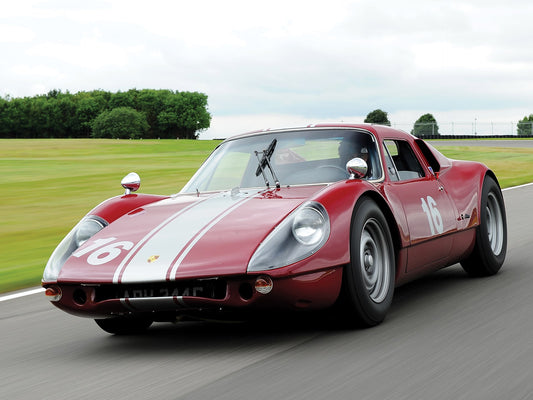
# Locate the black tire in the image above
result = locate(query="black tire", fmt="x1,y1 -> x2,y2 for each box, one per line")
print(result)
341,197 -> 395,327
95,317 -> 153,335
461,175 -> 507,277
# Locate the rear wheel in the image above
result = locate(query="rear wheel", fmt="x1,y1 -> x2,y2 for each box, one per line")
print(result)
461,175 -> 507,276
341,198 -> 395,327
95,317 -> 153,335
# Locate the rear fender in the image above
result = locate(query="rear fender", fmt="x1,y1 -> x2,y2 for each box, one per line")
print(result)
439,160 -> 491,229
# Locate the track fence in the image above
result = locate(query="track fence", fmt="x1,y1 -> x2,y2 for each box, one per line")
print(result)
391,121 -> 533,137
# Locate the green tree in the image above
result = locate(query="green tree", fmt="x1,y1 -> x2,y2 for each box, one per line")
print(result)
364,109 -> 391,126
0,89 -> 210,139
28,96 -> 51,138
74,93 -> 109,138
157,92 -> 211,139
109,90 -> 135,109
47,95 -> 78,138
412,113 -> 440,137
91,107 -> 149,139
517,115 -> 533,136
46,89 -> 61,99
135,89 -> 169,138
7,98 -> 33,138
0,97 -> 9,138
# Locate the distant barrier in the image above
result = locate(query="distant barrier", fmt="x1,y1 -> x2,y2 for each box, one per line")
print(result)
392,121 -> 533,137
415,134 -> 532,140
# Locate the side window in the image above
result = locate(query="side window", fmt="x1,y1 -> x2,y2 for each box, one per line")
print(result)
383,141 -> 399,181
383,140 -> 425,181
415,139 -> 440,174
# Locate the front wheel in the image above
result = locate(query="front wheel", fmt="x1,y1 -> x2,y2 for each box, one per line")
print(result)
95,317 -> 153,335
461,175 -> 507,277
341,198 -> 395,327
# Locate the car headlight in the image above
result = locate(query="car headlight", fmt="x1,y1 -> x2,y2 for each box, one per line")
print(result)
75,217 -> 106,247
248,202 -> 330,272
292,206 -> 328,245
42,216 -> 107,282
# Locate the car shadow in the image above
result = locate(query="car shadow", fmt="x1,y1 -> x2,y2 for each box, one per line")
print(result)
84,264 -> 506,355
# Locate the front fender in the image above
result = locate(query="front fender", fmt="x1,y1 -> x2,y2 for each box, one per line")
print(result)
88,193 -> 169,224
307,180 -> 384,269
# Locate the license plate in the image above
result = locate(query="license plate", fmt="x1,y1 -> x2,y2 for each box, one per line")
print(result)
122,285 -> 212,298
94,279 -> 226,302
116,279 -> 226,300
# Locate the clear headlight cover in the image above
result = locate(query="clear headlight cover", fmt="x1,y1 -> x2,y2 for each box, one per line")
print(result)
248,202 -> 330,272
292,206 -> 328,245
75,218 -> 106,247
42,216 -> 107,282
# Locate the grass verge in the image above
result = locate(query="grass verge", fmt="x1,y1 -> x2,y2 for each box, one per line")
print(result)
1,139 -> 219,293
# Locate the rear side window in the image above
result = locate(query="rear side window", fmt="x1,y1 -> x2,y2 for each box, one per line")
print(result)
415,139 -> 441,174
383,140 -> 425,181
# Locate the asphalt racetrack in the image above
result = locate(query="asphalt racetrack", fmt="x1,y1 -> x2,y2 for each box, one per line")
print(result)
1,184 -> 532,400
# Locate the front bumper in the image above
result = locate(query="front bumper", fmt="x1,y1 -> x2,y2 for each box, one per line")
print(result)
43,267 -> 343,320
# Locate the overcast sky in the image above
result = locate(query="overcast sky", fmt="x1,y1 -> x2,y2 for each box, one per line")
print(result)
2,0 -> 533,138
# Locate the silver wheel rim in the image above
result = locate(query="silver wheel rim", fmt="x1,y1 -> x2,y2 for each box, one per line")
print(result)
486,192 -> 504,255
359,218 -> 391,303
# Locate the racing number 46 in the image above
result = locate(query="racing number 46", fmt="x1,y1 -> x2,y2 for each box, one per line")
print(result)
421,196 -> 444,235
73,237 -> 134,265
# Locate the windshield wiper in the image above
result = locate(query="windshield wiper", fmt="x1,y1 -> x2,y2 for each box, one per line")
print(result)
254,139 -> 280,189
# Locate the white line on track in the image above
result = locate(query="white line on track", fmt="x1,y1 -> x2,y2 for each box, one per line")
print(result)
502,182 -> 533,191
0,287 -> 44,302
1,182 -> 531,303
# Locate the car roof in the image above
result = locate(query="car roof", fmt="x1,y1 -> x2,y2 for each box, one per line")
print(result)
223,123 -> 413,143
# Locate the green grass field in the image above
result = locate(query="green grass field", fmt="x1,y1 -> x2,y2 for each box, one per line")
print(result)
1,139 -> 532,293
0,139 -> 220,293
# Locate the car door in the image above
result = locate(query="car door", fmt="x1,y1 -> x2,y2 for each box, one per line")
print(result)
381,139 -> 458,273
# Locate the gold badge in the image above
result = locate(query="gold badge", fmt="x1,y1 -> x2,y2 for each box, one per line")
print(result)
147,255 -> 159,263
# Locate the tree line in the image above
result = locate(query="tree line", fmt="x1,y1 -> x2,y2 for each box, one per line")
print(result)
0,89 -> 211,139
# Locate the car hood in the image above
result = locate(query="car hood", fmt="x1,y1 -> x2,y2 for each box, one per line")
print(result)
58,185 -> 326,284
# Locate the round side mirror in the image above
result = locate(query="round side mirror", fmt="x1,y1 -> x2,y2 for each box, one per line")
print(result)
346,158 -> 368,179
121,172 -> 141,195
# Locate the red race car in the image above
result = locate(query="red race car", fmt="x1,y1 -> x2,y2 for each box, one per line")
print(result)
42,124 -> 507,334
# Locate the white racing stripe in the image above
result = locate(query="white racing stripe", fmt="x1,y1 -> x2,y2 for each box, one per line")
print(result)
167,190 -> 261,280
118,189 -> 261,284
112,198 -> 208,283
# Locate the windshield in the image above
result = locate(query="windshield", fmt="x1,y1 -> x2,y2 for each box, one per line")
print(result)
181,129 -> 381,193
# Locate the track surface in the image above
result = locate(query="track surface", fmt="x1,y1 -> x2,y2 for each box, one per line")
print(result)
1,185 -> 532,400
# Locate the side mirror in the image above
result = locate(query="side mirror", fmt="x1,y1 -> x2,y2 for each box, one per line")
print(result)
346,158 -> 368,179
121,172 -> 140,195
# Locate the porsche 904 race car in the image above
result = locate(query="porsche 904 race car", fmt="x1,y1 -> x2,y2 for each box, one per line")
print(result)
42,124 -> 507,334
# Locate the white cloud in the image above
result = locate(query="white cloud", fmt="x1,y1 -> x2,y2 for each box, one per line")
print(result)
27,33 -> 144,69
0,24 -> 35,43
2,0 -> 533,131
12,64 -> 61,78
